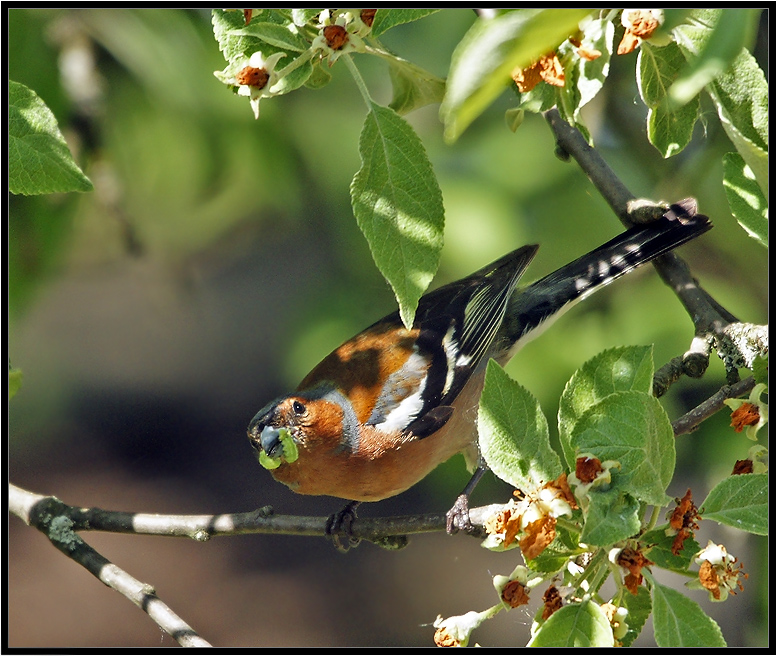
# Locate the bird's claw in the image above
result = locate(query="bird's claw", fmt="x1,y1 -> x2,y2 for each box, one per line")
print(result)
445,494 -> 474,535
326,501 -> 362,552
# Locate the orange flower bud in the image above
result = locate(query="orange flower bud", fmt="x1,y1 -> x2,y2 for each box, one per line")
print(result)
323,24 -> 349,50
730,402 -> 761,432
360,9 -> 377,27
501,579 -> 530,608
236,66 -> 270,89
541,585 -> 563,620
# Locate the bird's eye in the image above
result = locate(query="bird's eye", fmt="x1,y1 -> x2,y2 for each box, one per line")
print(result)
292,400 -> 306,415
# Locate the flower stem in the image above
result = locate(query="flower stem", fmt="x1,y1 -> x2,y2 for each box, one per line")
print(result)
342,53 -> 374,110
644,504 -> 662,531
555,516 -> 582,534
573,548 -> 608,596
275,48 -> 315,80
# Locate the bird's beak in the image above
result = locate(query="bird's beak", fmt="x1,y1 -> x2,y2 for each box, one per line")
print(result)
248,404 -> 299,469
258,425 -> 285,460
248,411 -> 270,451
248,405 -> 286,460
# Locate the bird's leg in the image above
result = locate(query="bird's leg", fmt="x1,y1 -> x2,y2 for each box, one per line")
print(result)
326,500 -> 362,552
446,464 -> 487,534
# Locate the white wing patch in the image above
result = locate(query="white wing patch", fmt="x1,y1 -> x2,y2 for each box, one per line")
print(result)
441,324 -> 458,397
368,348 -> 429,432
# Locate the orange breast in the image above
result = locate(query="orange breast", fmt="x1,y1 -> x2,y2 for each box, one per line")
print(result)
275,369 -> 487,501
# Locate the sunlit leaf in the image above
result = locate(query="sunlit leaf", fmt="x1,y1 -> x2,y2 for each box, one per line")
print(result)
371,8 -> 441,37
722,154 -> 768,248
291,8 -> 323,27
386,56 -> 446,115
642,526 -> 700,575
638,43 -> 700,158
649,576 -> 727,648
701,473 -> 768,535
229,22 -> 309,52
478,360 -> 562,491
529,600 -> 614,647
668,8 -> 761,109
9,80 -> 93,196
351,102 -> 444,328
554,16 -> 614,133
212,8 -> 264,64
558,346 -> 654,468
441,8 -> 594,141
673,8 -> 768,194
570,391 -> 674,506
580,485 -> 641,546
621,586 -> 652,647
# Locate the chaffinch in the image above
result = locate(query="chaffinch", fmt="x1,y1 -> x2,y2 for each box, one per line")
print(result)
248,200 -> 711,543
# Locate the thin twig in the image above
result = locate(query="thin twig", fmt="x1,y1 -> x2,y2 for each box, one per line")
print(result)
543,107 -> 642,227
672,376 -> 757,436
9,485 -> 212,648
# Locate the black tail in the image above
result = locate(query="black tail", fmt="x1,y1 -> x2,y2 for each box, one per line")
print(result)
504,199 -> 712,347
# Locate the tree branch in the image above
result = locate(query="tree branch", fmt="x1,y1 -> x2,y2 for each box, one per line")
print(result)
9,484 -> 212,648
543,107 -> 645,227
9,482 -> 503,547
671,376 -> 757,436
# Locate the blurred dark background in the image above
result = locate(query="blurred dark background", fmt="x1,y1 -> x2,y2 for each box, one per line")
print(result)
7,8 -> 768,648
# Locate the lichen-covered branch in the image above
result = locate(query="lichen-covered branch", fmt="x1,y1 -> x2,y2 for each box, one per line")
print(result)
9,482 -> 500,548
9,484 -> 212,648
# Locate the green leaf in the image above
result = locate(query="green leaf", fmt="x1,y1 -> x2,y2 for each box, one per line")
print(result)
558,346 -> 654,468
570,391 -> 675,506
386,57 -> 446,115
722,152 -> 768,247
660,8 -> 696,34
710,51 -> 770,196
621,585 -> 652,648
701,473 -> 768,535
528,600 -> 614,647
370,8 -> 441,37
751,354 -> 768,385
513,77 -> 558,114
572,17 -> 614,113
291,9 -> 323,27
270,56 -> 314,96
504,107 -> 525,132
8,80 -> 93,196
674,9 -> 769,195
441,8 -> 594,142
667,8 -> 761,109
478,360 -> 562,491
212,8 -> 263,64
350,102 -> 444,329
642,526 -> 700,574
649,577 -> 727,648
229,22 -> 309,52
304,61 -> 332,89
580,484 -> 641,546
637,43 -> 700,158
8,367 -> 23,400
553,16 -> 614,133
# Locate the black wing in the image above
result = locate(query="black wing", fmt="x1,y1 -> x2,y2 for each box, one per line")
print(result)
365,245 -> 539,439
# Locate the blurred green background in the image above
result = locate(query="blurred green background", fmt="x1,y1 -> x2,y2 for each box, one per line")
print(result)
8,8 -> 768,648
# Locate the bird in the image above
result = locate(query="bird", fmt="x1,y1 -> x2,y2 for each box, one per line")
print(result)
247,199 -> 711,547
